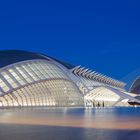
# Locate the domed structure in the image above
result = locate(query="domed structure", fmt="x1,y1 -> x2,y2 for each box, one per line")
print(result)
0,50 -> 139,108
130,77 -> 140,94
0,50 -> 83,107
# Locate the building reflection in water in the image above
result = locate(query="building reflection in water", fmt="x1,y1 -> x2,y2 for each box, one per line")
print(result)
0,108 -> 140,140
0,108 -> 140,130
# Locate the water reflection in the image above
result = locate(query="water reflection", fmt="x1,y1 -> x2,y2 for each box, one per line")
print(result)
0,107 -> 140,140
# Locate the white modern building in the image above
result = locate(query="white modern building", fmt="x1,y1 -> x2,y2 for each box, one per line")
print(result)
0,50 -> 139,108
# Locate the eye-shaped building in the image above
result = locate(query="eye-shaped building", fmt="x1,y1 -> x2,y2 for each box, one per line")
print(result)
0,50 -> 139,108
0,50 -> 84,107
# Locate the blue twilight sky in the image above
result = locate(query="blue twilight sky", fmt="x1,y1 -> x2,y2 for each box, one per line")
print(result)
0,0 -> 140,81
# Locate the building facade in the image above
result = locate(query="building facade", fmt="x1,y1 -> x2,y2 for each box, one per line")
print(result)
0,50 -> 139,108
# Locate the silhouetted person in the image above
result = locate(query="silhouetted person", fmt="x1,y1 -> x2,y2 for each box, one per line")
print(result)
97,102 -> 100,107
103,102 -> 104,107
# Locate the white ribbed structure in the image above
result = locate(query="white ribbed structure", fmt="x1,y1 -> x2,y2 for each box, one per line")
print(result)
70,66 -> 140,107
0,59 -> 83,107
71,66 -> 126,89
0,50 -> 139,108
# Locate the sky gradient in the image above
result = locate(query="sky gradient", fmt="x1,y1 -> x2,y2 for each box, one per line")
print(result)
0,0 -> 140,81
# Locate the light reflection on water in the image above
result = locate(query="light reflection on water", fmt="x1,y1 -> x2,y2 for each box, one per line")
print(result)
0,107 -> 140,140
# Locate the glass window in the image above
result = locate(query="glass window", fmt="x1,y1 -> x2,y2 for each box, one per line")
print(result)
0,78 -> 10,92
15,66 -> 32,83
22,64 -> 39,81
8,69 -> 26,86
1,71 -> 18,88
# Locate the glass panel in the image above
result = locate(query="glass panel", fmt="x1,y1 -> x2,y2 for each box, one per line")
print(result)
1,71 -> 18,88
8,69 -> 26,86
0,78 -> 10,92
15,66 -> 32,83
22,64 -> 39,81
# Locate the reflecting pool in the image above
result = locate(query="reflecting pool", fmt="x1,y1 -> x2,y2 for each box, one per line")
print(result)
0,107 -> 140,140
